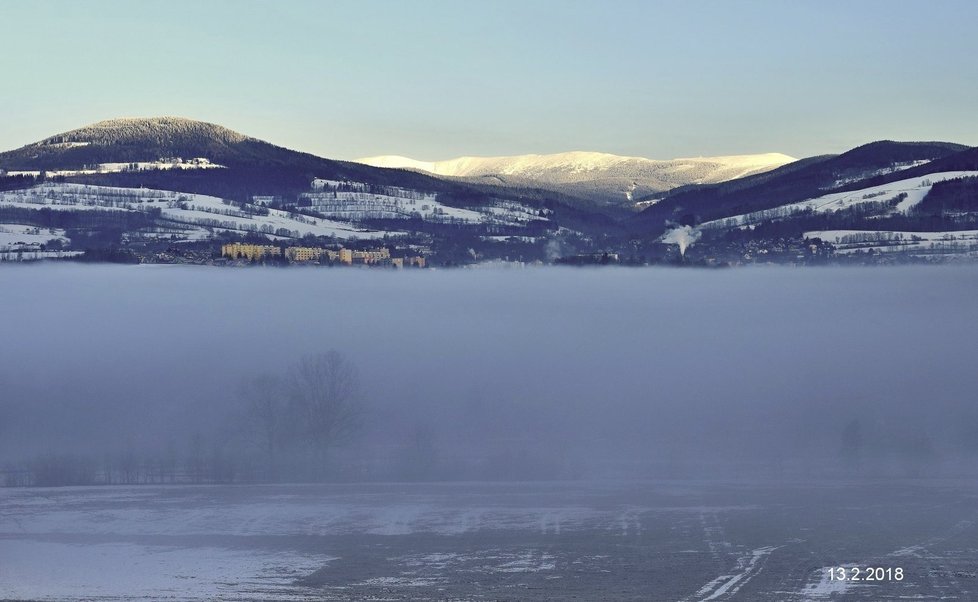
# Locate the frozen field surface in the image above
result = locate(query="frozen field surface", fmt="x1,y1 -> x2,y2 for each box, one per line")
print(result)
2,479 -> 977,601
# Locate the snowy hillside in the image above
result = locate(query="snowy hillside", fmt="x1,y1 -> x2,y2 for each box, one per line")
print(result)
356,151 -> 796,206
805,229 -> 978,257
0,117 -> 261,171
0,224 -> 78,260
0,223 -> 69,249
0,183 -> 392,241
701,171 -> 978,230
4,157 -> 224,179
0,181 -> 550,250
301,180 -> 547,226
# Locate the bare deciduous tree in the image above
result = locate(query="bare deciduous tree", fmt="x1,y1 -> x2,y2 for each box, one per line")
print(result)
289,351 -> 365,458
240,374 -> 286,469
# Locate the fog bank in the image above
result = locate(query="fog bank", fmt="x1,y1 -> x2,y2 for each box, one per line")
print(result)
1,264 -> 977,482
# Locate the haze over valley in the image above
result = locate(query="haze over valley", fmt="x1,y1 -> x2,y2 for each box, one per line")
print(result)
4,265 -> 978,600
4,2 -> 978,600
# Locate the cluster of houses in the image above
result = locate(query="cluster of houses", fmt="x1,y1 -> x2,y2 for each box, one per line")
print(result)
220,243 -> 426,268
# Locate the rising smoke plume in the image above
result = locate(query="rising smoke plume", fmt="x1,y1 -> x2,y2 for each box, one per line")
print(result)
661,225 -> 702,257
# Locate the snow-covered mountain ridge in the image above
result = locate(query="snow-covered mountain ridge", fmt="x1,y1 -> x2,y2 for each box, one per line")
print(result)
358,151 -> 793,180
356,151 -> 795,207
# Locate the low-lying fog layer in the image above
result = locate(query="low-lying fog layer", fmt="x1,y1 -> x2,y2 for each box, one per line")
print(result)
1,264 -> 977,482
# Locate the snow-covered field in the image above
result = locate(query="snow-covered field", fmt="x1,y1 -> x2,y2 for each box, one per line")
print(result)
0,224 -> 68,250
2,480 -> 976,601
806,229 -> 978,255
0,180 -> 545,243
300,183 -> 545,226
300,189 -> 486,223
5,157 -> 224,179
0,183 -> 394,240
0,224 -> 76,260
0,541 -> 331,602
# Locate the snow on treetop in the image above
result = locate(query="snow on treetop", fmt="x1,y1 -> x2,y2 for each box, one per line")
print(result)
36,117 -> 252,147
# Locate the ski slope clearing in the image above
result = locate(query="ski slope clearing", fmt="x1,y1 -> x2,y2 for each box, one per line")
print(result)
703,171 -> 978,230
0,183 -> 394,240
829,159 -> 932,188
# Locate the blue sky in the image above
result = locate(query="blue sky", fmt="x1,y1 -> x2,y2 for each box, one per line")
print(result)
2,0 -> 977,160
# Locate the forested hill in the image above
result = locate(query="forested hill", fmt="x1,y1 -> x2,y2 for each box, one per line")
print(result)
630,140 -> 970,235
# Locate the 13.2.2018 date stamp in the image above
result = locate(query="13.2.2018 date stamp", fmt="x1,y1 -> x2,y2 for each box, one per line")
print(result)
828,567 -> 904,581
